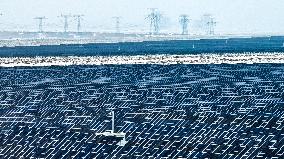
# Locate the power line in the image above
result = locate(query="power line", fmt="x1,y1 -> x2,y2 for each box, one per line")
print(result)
146,8 -> 162,35
34,17 -> 47,32
73,15 -> 84,33
179,14 -> 190,35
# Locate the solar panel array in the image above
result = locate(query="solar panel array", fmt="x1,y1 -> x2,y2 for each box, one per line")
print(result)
1,36 -> 284,57
0,64 -> 283,158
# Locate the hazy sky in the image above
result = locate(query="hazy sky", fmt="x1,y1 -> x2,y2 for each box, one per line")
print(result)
1,0 -> 284,34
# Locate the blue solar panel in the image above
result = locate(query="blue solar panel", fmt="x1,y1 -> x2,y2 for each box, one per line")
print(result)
0,64 -> 283,158
1,36 -> 284,57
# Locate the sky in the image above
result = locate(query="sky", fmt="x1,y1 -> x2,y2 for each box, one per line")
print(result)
0,0 -> 284,35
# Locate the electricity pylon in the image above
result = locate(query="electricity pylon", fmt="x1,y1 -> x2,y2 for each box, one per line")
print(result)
179,14 -> 190,35
203,14 -> 216,35
59,14 -> 72,32
0,13 -> 3,34
34,17 -> 47,33
112,16 -> 121,33
73,14 -> 84,33
207,17 -> 216,35
146,8 -> 162,35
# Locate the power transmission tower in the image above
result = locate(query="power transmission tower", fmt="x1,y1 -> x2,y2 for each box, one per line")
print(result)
0,13 -> 3,34
179,14 -> 190,35
146,8 -> 162,35
207,17 -> 216,35
59,14 -> 72,32
112,17 -> 121,33
73,14 -> 84,33
34,17 -> 47,32
203,14 -> 216,35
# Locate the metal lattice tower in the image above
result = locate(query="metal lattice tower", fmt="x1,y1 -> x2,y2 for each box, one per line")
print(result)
203,14 -> 216,35
0,13 -> 3,36
179,14 -> 190,35
59,14 -> 72,32
113,17 -> 121,33
146,8 -> 162,35
34,17 -> 47,33
73,15 -> 84,33
207,17 -> 216,35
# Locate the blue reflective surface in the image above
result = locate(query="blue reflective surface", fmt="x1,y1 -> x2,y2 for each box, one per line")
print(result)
0,64 -> 283,158
1,36 -> 284,57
